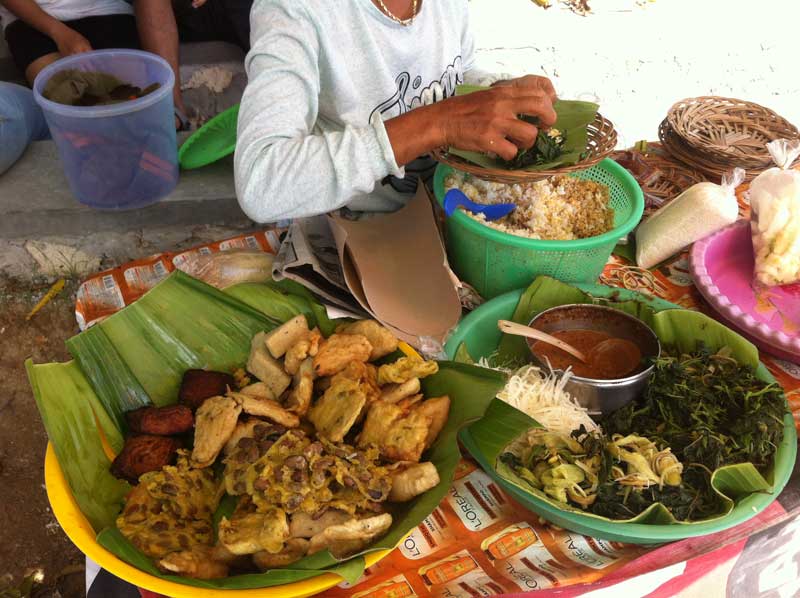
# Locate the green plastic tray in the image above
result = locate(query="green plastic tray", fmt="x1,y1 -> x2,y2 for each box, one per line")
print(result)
445,284 -> 797,544
178,103 -> 239,170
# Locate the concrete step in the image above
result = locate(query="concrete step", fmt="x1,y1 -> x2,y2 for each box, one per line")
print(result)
0,132 -> 251,239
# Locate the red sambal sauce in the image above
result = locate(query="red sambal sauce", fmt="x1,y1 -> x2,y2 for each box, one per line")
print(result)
531,329 -> 642,380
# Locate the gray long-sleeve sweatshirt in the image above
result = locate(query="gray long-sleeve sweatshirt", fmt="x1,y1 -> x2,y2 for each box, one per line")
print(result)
234,0 -> 495,223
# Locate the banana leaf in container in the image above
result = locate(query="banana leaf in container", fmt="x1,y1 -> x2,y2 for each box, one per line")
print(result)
27,270 -> 507,590
455,276 -> 797,542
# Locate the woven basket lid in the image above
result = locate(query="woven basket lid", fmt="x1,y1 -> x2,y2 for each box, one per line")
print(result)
666,96 -> 799,169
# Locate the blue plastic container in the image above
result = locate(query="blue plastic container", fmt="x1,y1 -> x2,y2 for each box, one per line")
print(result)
33,50 -> 178,210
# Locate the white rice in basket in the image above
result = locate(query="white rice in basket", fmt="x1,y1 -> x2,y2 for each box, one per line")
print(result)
444,171 -> 614,241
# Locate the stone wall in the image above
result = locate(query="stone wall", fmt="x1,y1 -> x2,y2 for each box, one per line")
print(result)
470,0 -> 800,151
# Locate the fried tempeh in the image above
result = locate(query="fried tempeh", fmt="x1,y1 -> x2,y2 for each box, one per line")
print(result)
111,435 -> 181,483
179,369 -> 236,411
229,392 -> 300,428
126,404 -> 194,436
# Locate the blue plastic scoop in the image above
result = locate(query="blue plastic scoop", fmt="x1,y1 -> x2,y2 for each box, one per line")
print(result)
443,188 -> 516,221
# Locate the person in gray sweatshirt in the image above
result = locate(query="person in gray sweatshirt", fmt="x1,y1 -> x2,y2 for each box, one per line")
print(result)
235,0 -> 557,223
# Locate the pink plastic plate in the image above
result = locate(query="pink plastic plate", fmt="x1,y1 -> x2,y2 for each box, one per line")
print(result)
690,220 -> 800,363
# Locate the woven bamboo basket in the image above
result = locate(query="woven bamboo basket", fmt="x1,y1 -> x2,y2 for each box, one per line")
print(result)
666,96 -> 799,168
659,119 -> 761,183
611,146 -> 707,216
432,112 -> 618,184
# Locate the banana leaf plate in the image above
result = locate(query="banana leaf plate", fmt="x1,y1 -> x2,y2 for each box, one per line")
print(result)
445,278 -> 797,544
29,271 -> 507,597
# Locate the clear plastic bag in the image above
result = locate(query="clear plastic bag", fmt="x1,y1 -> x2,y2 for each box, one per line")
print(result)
748,139 -> 800,287
175,250 -> 275,289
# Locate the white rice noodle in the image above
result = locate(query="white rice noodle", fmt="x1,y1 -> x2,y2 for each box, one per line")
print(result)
497,365 -> 600,435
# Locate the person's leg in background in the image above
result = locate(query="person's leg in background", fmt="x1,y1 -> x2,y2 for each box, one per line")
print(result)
133,0 -> 187,128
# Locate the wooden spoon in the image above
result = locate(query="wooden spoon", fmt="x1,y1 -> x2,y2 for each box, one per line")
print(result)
497,320 -> 588,363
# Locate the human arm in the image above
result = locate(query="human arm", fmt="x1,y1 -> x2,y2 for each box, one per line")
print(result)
1,0 -> 91,54
133,0 -> 185,116
235,3 -> 556,223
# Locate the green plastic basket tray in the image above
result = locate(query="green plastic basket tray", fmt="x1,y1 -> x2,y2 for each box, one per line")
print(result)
178,104 -> 239,170
444,285 -> 797,544
432,160 -> 644,299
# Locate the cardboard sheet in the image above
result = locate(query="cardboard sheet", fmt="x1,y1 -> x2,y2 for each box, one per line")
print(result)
328,183 -> 462,347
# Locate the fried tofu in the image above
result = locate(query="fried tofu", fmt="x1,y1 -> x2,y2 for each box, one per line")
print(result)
388,462 -> 440,502
286,358 -> 315,417
179,370 -> 236,411
357,401 -> 431,463
337,320 -> 399,361
377,357 -> 438,386
191,396 -> 242,468
307,514 -> 393,558
111,435 -> 181,483
263,315 -> 310,358
247,332 -> 292,396
126,404 -> 194,436
313,334 -> 373,377
229,392 -> 300,428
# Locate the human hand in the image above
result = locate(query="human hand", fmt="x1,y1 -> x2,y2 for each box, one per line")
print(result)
491,74 -> 557,103
437,82 -> 557,161
53,26 -> 92,56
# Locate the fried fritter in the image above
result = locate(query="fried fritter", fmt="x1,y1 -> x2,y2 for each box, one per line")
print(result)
229,392 -> 300,428
377,356 -> 438,386
218,499 -> 289,555
223,419 -> 262,457
191,396 -> 242,468
380,378 -> 421,403
179,370 -> 235,411
415,395 -> 450,449
286,358 -> 315,417
223,423 -> 288,496
357,401 -> 431,462
313,334 -> 373,377
126,405 -> 194,436
388,462 -> 440,502
116,484 -> 215,559
238,382 -> 275,401
253,538 -> 309,570
243,431 -> 391,516
111,435 -> 181,483
157,546 -> 230,579
289,509 -> 351,538
307,513 -> 393,558
337,320 -> 399,361
140,450 -> 223,521
307,376 -> 366,442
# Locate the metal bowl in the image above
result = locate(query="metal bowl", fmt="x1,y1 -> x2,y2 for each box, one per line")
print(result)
526,304 -> 661,415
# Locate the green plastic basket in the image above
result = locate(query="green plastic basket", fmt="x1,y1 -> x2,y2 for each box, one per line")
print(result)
432,159 -> 644,299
